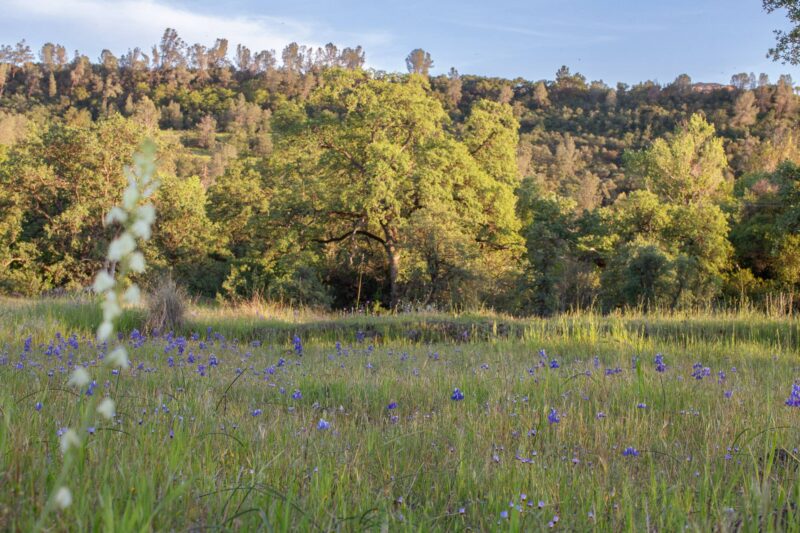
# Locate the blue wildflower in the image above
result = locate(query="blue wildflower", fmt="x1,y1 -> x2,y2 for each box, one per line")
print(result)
622,447 -> 640,457
547,408 -> 560,424
35,401 -> 42,411
785,384 -> 800,407
317,418 -> 330,430
387,402 -> 398,410
252,409 -> 263,416
451,388 -> 465,401
654,353 -> 666,372
549,359 -> 559,369
292,389 -> 302,400
293,336 -> 303,356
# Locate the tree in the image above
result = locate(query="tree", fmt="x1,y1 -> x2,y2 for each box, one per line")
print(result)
405,49 -> 433,76
150,174 -> 226,294
764,0 -> 800,64
598,190 -> 731,310
0,116 -> 145,291
532,81 -> 550,107
731,91 -> 758,128
446,67 -> 462,108
731,162 -> 800,302
624,114 -> 729,205
271,69 -> 520,308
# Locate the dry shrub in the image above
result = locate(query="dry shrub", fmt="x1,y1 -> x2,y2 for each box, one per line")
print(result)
146,276 -> 187,333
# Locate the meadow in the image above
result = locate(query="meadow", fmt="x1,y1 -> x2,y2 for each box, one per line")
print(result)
1,297 -> 800,531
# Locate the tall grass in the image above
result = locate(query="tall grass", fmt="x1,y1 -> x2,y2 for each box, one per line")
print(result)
1,298 -> 799,530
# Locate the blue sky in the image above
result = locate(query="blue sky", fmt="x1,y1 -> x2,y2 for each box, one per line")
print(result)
1,0 -> 795,85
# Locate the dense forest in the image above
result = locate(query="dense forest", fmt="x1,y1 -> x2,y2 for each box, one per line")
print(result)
0,28 -> 799,314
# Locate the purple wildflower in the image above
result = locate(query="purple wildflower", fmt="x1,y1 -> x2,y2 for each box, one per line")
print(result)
622,447 -> 639,457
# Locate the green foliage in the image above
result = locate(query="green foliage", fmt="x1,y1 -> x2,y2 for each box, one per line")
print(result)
270,69 -> 521,308
764,0 -> 800,64
1,30 -> 800,312
0,116 -> 144,292
624,114 -> 729,205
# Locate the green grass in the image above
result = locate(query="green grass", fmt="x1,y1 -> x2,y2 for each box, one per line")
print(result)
1,298 -> 799,530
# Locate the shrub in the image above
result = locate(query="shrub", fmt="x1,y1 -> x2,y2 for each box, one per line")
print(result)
146,276 -> 187,333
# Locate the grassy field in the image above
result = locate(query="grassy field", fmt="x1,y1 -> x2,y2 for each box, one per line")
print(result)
1,297 -> 800,530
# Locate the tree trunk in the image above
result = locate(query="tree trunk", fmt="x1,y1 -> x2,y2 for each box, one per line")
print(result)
386,241 -> 400,310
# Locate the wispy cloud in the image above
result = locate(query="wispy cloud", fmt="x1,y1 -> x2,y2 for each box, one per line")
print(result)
3,0 -> 386,57
447,19 -> 618,47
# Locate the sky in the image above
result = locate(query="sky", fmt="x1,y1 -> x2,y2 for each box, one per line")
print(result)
1,0 -> 796,85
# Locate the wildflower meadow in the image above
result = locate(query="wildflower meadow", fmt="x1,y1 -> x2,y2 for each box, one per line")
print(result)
1,295 -> 799,530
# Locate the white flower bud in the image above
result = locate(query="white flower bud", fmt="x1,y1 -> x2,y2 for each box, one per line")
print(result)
106,346 -> 129,369
102,297 -> 121,322
59,429 -> 80,454
122,185 -> 139,210
107,233 -> 136,262
67,367 -> 90,388
97,398 -> 116,420
136,204 -> 156,225
130,220 -> 151,240
105,207 -> 128,225
97,321 -> 114,342
122,284 -> 140,305
93,271 -> 115,294
54,486 -> 72,509
128,252 -> 146,273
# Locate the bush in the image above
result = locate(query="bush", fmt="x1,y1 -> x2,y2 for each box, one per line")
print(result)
146,276 -> 187,333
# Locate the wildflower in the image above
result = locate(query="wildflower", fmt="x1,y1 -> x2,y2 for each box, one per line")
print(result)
293,336 -> 303,356
636,403 -> 647,409
67,367 -> 90,388
87,427 -> 96,435
547,408 -> 560,424
724,390 -> 733,399
622,447 -> 639,457
93,271 -> 115,293
500,510 -> 509,519
292,389 -> 302,400
252,409 -> 263,416
35,402 -> 42,412
54,487 -> 72,509
549,359 -> 560,369
785,383 -> 800,407
106,346 -> 129,369
317,418 -> 331,430
451,388 -> 465,401
60,429 -> 80,453
97,398 -> 115,420
387,402 -> 398,410
691,363 -> 711,380
654,353 -> 666,372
